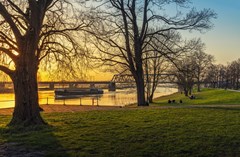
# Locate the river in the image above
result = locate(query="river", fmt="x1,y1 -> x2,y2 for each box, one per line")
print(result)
0,87 -> 177,109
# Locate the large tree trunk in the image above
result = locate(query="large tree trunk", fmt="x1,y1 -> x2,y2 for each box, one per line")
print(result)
9,63 -> 45,126
184,87 -> 188,97
9,32 -> 46,126
189,87 -> 192,96
135,75 -> 147,106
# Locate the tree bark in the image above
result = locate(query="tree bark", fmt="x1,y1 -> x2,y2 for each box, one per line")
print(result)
9,30 -> 46,126
184,88 -> 188,97
189,87 -> 192,95
136,75 -> 147,106
9,60 -> 45,126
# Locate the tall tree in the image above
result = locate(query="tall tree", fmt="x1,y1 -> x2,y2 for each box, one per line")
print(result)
191,39 -> 214,92
173,55 -> 196,96
227,59 -> 240,89
145,52 -> 168,103
204,64 -> 219,88
144,31 -> 182,103
86,0 -> 216,106
0,0 -> 88,126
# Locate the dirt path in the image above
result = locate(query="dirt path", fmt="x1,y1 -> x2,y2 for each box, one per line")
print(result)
0,105 -> 124,116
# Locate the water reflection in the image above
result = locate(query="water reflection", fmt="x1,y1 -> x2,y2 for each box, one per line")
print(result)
0,88 -> 177,109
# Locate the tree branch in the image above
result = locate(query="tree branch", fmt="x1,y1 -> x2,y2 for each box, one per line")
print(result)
0,65 -> 15,77
0,47 -> 18,62
0,2 -> 22,44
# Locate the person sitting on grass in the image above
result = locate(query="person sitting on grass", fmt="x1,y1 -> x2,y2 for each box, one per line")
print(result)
189,95 -> 196,99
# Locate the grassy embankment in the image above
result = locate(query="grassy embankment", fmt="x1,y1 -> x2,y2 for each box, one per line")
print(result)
0,88 -> 239,156
154,88 -> 240,106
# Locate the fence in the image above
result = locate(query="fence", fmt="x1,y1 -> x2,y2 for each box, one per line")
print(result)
44,96 -> 100,106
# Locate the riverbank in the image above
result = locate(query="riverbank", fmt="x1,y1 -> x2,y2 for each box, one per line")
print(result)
154,88 -> 240,105
1,88 -> 240,115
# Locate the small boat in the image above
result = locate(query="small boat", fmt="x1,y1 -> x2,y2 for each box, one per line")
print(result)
54,88 -> 104,99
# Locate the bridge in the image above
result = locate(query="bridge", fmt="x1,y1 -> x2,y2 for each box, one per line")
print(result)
111,73 -> 177,84
0,73 -> 177,92
0,81 -> 117,91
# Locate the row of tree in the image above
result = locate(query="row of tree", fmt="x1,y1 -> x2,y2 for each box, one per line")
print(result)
205,59 -> 240,90
144,38 -> 215,100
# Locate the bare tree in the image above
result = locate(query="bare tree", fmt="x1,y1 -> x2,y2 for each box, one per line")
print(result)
218,65 -> 228,89
205,63 -> 237,89
173,55 -> 197,96
227,59 -> 240,89
0,0 -> 88,126
144,52 -> 169,103
144,31 -> 182,103
191,39 -> 214,92
85,0 -> 216,106
204,64 -> 219,88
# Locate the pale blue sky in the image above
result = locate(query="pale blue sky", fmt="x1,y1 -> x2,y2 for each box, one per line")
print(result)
186,0 -> 240,64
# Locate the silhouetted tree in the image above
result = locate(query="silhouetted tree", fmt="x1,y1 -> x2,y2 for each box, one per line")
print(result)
144,52 -> 169,103
204,64 -> 219,88
0,0 -> 89,126
144,31 -> 183,103
227,59 -> 240,89
191,39 -> 214,92
173,55 -> 196,96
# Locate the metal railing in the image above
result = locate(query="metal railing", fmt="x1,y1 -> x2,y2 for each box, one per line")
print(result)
45,97 -> 100,106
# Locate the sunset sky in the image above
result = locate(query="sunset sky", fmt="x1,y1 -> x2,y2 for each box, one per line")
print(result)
0,1 -> 239,82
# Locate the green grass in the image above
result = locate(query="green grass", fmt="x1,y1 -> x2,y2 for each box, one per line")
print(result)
154,88 -> 240,106
0,108 -> 240,156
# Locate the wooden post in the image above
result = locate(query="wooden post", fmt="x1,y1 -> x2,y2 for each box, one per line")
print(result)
108,82 -> 116,91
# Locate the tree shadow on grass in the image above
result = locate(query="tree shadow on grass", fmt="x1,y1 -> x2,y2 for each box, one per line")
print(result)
0,124 -> 70,157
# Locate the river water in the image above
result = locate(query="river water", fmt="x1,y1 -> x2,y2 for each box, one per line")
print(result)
0,87 -> 177,109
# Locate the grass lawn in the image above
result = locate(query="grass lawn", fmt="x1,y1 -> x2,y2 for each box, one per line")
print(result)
154,88 -> 240,106
0,107 -> 240,156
